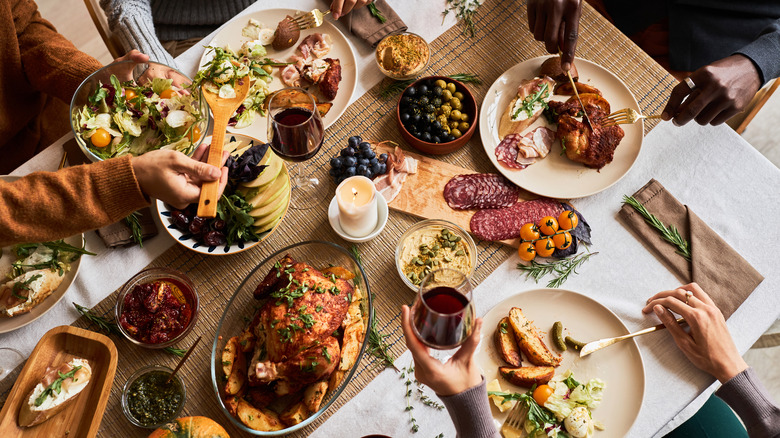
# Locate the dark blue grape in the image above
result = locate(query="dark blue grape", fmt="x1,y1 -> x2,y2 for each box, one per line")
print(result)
365,169 -> 374,179
358,142 -> 371,151
336,175 -> 346,184
365,150 -> 376,159
368,157 -> 378,166
379,153 -> 388,163
345,166 -> 356,177
341,147 -> 354,157
330,156 -> 343,168
329,167 -> 338,177
371,162 -> 382,174
358,158 -> 370,167
445,134 -> 455,142
378,163 -> 387,174
348,136 -> 361,149
344,156 -> 357,167
405,87 -> 417,97
357,164 -> 368,176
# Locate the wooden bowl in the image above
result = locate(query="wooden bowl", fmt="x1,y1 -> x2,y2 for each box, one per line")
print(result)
396,76 -> 478,155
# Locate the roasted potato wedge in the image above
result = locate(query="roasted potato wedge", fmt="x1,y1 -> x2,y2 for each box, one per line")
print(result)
327,370 -> 346,394
568,93 -> 611,113
223,394 -> 241,416
280,400 -> 310,426
303,381 -> 328,413
508,307 -> 561,367
499,365 -> 555,387
339,318 -> 364,371
321,266 -> 356,281
554,82 -> 602,96
494,317 -> 522,367
226,345 -> 248,395
238,329 -> 256,353
237,400 -> 284,431
222,336 -> 240,377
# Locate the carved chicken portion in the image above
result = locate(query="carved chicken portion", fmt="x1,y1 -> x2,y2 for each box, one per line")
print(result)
249,255 -> 350,389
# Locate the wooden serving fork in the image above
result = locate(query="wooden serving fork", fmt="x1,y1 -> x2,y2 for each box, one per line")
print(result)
579,317 -> 686,357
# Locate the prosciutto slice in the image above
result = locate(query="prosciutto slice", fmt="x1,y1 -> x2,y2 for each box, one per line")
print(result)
373,144 -> 417,203
495,127 -> 555,170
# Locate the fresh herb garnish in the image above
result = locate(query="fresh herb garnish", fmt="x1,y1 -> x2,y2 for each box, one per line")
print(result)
124,211 -> 144,247
368,1 -> 387,23
11,274 -> 42,301
517,251 -> 599,288
488,390 -> 561,435
401,366 -> 420,432
443,0 -> 482,37
379,73 -> 481,99
11,240 -> 94,277
622,195 -> 692,261
513,83 -> 550,120
34,366 -> 83,407
216,192 -> 261,246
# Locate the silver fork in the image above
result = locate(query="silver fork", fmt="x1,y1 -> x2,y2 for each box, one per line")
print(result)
501,401 -> 529,437
292,9 -> 331,30
602,107 -> 663,127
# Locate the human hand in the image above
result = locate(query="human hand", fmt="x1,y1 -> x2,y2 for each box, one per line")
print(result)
131,144 -> 229,209
330,0 -> 371,20
400,305 -> 483,396
661,55 -> 761,126
527,0 -> 582,71
642,283 -> 748,383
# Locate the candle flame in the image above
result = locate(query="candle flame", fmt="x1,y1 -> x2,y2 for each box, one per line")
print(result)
352,187 -> 358,200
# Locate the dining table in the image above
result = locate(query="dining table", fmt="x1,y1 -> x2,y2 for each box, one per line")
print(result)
2,0 -> 780,437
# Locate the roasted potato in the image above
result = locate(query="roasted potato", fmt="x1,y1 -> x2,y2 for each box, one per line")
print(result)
222,336 -> 240,377
327,370 -> 346,394
238,329 -> 256,353
303,381 -> 328,413
570,93 -> 611,113
339,318 -> 364,371
499,366 -> 555,387
237,400 -> 284,431
494,317 -> 522,367
280,400 -> 310,426
223,394 -> 241,416
508,307 -> 561,367
554,82 -> 602,96
321,266 -> 356,281
539,56 -> 578,83
226,345 -> 248,395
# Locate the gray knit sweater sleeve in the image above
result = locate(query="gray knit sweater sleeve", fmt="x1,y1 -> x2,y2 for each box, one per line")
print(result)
715,367 -> 780,438
99,0 -> 177,67
439,378 -> 501,438
735,19 -> 780,86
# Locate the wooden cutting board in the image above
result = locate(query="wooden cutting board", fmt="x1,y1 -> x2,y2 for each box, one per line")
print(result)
387,150 -> 539,248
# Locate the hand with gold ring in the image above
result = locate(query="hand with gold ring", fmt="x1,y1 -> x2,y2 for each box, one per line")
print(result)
642,283 -> 748,383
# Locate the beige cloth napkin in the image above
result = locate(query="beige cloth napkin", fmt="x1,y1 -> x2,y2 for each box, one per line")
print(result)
618,179 -> 763,319
339,0 -> 407,47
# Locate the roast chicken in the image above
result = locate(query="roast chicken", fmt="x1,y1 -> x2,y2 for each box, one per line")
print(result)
247,255 -> 351,393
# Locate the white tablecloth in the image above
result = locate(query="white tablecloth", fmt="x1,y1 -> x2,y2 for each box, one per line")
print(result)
4,1 -> 780,437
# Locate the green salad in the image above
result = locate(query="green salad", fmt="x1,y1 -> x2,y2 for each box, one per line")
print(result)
73,75 -> 205,160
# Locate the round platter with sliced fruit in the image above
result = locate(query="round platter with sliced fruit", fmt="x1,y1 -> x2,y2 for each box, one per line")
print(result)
156,134 -> 290,255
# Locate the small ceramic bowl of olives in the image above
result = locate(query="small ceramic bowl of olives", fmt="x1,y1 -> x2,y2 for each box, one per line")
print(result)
396,76 -> 478,155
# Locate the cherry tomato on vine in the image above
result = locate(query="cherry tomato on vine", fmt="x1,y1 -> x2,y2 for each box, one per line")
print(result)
520,223 -> 541,241
518,242 -> 536,261
552,231 -> 572,250
538,216 -> 559,235
558,210 -> 578,230
533,384 -> 554,406
534,237 -> 555,257
90,128 -> 112,148
159,88 -> 177,99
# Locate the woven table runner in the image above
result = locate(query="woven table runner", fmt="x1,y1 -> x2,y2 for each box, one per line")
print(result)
0,0 -> 674,436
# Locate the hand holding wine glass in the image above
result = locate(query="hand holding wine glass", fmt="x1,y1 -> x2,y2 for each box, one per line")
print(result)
410,268 -> 475,350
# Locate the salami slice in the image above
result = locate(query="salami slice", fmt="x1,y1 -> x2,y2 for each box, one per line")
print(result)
444,174 -> 521,210
495,134 -> 526,169
469,198 -> 565,241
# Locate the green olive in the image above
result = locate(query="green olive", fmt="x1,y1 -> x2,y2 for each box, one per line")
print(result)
449,121 -> 460,130
459,122 -> 470,130
446,83 -> 457,93
439,107 -> 451,117
453,91 -> 464,100
440,104 -> 452,113
450,109 -> 462,120
437,115 -> 448,125
441,90 -> 453,101
435,79 -> 447,89
262,65 -> 273,74
449,97 -> 461,108
451,128 -> 463,138
452,101 -> 463,111
460,113 -> 470,122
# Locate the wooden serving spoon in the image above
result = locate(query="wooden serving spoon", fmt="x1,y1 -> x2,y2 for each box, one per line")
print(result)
197,78 -> 251,217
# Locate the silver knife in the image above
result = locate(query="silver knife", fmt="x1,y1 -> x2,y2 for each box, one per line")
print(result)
567,70 -> 594,129
579,317 -> 686,357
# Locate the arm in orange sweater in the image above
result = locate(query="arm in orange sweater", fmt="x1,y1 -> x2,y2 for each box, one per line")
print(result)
13,0 -> 103,103
0,155 -> 148,246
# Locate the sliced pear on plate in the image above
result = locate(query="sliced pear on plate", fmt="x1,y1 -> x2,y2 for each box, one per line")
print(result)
253,192 -> 289,229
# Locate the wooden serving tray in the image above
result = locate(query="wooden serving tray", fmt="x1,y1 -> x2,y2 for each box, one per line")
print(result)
388,149 -> 539,247
0,326 -> 118,437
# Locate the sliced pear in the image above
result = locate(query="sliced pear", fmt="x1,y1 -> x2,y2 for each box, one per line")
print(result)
243,166 -> 289,209
243,153 -> 283,188
256,215 -> 283,235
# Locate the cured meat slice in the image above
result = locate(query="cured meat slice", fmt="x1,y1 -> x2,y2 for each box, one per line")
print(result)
495,134 -> 526,169
469,198 -> 565,241
444,174 -> 521,210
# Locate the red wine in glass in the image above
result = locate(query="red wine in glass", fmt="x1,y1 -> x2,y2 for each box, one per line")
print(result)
412,269 -> 474,350
270,107 -> 324,162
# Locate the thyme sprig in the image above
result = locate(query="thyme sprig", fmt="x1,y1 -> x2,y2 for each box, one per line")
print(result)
401,365 -> 420,432
72,302 -> 187,357
517,251 -> 599,288
622,195 -> 691,261
368,2 -> 387,23
379,73 -> 482,99
443,0 -> 482,38
124,211 -> 144,247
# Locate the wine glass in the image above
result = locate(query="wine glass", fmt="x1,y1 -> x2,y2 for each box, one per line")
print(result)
411,268 -> 475,350
0,347 -> 25,380
266,87 -> 325,210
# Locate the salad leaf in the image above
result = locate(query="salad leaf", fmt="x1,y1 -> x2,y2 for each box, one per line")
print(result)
217,192 -> 260,245
113,111 -> 143,137
110,75 -> 126,111
88,87 -> 108,106
544,371 -> 605,422
152,77 -> 173,96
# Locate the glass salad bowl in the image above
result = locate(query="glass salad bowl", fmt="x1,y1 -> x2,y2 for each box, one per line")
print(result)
70,60 -> 211,162
210,240 -> 372,436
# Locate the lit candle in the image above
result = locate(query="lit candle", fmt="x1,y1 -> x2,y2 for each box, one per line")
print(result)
336,176 -> 378,237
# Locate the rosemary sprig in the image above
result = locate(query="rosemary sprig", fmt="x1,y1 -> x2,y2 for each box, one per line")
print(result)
622,195 -> 692,261
401,366 -> 420,432
443,0 -> 482,38
73,302 -> 187,357
517,252 -> 599,288
368,2 -> 387,23
124,211 -> 144,247
379,73 -> 482,99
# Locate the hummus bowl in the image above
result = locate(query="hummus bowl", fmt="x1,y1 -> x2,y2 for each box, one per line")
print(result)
395,219 -> 477,291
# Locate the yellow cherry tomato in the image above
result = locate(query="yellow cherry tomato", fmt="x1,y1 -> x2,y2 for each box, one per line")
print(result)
124,88 -> 137,101
159,88 -> 177,99
538,216 -> 559,236
520,223 -> 541,241
187,125 -> 202,142
552,231 -> 572,250
90,128 -> 112,148
558,210 -> 579,230
534,237 -> 555,257
533,384 -> 554,406
518,242 -> 536,261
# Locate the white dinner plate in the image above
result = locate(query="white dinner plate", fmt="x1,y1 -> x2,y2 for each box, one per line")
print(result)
200,8 -> 358,141
479,56 -> 643,199
474,288 -> 645,437
0,176 -> 85,333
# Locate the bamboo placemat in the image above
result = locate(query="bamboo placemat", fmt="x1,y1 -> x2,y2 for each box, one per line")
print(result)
0,0 -> 675,435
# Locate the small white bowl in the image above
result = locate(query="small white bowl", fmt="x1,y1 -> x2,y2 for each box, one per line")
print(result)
328,194 -> 389,243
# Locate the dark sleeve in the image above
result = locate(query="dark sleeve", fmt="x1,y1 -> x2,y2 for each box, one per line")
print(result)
734,19 -> 780,85
715,367 -> 780,438
439,378 -> 501,438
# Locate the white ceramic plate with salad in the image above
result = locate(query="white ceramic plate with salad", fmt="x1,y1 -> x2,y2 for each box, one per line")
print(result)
0,176 -> 87,333
198,8 -> 358,141
474,288 -> 645,437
